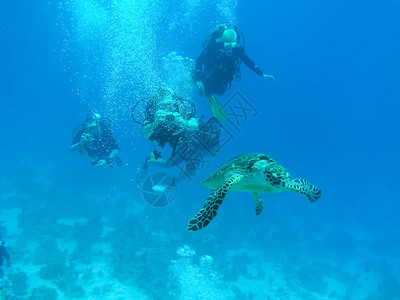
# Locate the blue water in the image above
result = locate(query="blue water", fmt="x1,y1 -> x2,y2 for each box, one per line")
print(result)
1,0 -> 399,299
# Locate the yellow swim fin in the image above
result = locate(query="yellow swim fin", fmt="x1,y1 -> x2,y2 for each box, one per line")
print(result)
208,94 -> 227,122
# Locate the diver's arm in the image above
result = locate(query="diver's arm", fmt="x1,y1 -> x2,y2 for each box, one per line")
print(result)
240,48 -> 275,80
103,137 -> 120,165
4,249 -> 10,262
241,49 -> 275,80
70,134 -> 87,153
194,50 -> 206,81
104,130 -> 120,165
239,48 -> 264,76
193,52 -> 207,95
0,246 -> 10,266
95,149 -> 119,167
108,149 -> 119,161
239,47 -> 274,80
70,143 -> 80,152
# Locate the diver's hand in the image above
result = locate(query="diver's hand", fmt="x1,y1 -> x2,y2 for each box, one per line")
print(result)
95,159 -> 107,167
80,134 -> 87,145
263,74 -> 275,81
196,81 -> 205,94
80,133 -> 91,145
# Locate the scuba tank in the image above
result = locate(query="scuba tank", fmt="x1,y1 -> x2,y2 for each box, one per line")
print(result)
131,86 -> 196,125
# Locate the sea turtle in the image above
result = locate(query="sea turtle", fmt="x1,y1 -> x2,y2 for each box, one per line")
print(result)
187,153 -> 321,231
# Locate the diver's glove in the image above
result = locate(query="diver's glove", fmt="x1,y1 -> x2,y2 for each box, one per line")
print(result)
151,151 -> 162,160
79,133 -> 88,145
196,81 -> 205,96
106,156 -> 114,166
115,157 -> 123,167
262,74 -> 275,81
95,159 -> 108,167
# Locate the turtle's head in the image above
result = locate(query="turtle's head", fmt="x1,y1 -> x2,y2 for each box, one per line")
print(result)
262,163 -> 290,188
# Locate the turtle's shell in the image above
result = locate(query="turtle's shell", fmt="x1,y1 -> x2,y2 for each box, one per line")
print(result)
205,153 -> 275,182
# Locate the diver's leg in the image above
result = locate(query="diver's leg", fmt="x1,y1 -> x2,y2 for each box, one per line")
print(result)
208,94 -> 227,122
203,79 -> 227,122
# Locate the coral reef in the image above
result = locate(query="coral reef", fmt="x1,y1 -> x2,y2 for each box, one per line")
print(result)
169,245 -> 231,300
28,286 -> 58,300
6,270 -> 28,297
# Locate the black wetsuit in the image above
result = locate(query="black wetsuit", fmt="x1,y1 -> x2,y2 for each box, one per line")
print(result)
143,94 -> 195,148
194,42 -> 264,96
72,124 -> 119,160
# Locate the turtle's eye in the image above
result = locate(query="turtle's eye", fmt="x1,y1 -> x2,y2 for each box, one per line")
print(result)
264,168 -> 282,186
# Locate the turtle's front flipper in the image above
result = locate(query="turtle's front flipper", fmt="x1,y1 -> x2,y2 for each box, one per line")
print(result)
288,178 -> 322,203
188,174 -> 242,231
252,193 -> 263,215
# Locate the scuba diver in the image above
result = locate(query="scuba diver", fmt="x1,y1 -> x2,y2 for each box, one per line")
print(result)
0,240 -> 9,279
133,87 -> 220,182
70,111 -> 122,167
0,233 -> 17,299
193,24 -> 274,121
133,86 -> 198,155
146,116 -> 222,181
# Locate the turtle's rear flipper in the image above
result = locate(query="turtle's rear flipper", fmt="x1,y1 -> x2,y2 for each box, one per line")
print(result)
290,178 -> 322,203
253,193 -> 263,215
188,174 -> 242,231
